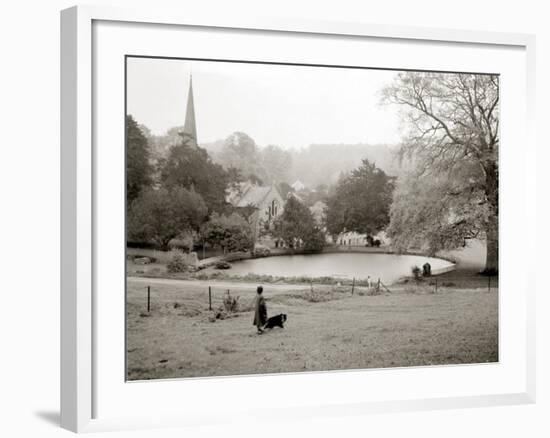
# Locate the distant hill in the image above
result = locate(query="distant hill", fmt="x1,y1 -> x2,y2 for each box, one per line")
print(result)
288,143 -> 401,188
144,125 -> 403,188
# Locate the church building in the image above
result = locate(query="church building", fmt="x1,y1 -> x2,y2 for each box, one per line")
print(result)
183,74 -> 286,248
227,182 -> 285,247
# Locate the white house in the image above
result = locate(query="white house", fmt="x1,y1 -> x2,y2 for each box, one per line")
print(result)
291,179 -> 306,192
338,231 -> 368,246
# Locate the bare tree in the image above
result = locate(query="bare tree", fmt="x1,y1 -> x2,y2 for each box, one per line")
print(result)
383,72 -> 499,273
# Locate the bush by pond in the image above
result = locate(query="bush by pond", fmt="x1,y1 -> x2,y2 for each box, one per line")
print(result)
411,265 -> 422,280
167,249 -> 187,273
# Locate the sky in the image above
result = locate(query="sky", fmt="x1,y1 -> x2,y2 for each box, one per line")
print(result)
126,57 -> 403,150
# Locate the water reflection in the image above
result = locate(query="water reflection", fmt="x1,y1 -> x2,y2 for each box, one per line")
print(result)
228,253 -> 453,284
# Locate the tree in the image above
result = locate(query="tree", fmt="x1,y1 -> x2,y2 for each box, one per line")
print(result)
382,72 -> 499,273
142,125 -> 187,162
200,212 -> 254,253
159,136 -> 230,213
387,170 -> 488,255
127,187 -> 208,250
217,132 -> 267,181
126,115 -> 152,203
272,196 -> 325,251
260,145 -> 292,183
278,182 -> 293,198
325,159 -> 394,238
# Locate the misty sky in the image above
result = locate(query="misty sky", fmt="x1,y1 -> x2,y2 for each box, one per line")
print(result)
126,57 -> 403,149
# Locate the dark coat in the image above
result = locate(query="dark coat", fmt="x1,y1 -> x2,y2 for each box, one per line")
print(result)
253,295 -> 267,327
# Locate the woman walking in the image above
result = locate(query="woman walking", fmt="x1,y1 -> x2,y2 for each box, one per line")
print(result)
253,285 -> 267,334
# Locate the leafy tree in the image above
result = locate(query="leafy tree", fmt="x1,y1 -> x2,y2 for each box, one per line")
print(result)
278,182 -> 293,198
272,196 -> 325,251
217,132 -> 267,181
200,212 -> 254,253
159,137 -> 230,212
301,184 -> 329,207
144,125 -> 186,162
388,170 -> 488,255
127,187 -> 208,250
137,123 -> 153,140
309,201 -> 327,227
382,72 -> 499,273
260,145 -> 292,183
126,115 -> 153,203
300,224 -> 326,252
325,159 -> 394,238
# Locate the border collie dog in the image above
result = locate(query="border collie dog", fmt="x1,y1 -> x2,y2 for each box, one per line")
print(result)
264,313 -> 287,329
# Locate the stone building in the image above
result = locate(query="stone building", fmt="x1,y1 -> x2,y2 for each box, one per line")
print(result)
227,182 -> 285,247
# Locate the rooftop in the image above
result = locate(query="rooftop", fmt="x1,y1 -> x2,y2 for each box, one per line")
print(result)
227,183 -> 274,208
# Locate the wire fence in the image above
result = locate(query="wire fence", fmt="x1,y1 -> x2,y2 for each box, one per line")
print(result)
132,284 -> 259,316
404,275 -> 498,293
134,274 -> 497,315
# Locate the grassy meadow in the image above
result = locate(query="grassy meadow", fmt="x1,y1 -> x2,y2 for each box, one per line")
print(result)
126,278 -> 498,380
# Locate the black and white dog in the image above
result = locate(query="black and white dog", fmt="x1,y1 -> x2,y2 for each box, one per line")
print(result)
264,313 -> 287,329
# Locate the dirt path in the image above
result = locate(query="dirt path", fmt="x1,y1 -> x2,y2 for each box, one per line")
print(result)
128,276 -> 313,292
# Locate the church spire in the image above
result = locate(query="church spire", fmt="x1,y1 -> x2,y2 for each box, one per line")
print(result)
182,75 -> 198,148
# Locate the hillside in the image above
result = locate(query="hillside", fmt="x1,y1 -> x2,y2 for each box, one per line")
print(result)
143,124 -> 402,188
288,143 -> 400,187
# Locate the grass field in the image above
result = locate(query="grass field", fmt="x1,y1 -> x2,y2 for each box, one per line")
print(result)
126,278 -> 498,380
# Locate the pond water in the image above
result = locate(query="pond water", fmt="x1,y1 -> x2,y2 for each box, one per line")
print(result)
228,252 -> 454,284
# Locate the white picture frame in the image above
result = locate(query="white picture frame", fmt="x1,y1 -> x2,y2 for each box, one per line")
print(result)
60,4 -> 537,433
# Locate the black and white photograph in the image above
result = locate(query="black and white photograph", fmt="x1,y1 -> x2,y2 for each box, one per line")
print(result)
125,57 -> 499,381
5,0 -> 549,435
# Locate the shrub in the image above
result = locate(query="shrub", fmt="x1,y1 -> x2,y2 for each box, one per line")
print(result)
252,245 -> 270,257
215,261 -> 231,270
201,212 -> 254,253
168,233 -> 194,252
411,265 -> 422,280
167,249 -> 187,273
129,254 -> 157,263
223,291 -> 240,312
134,257 -> 152,265
366,287 -> 382,296
302,288 -> 335,303
127,187 -> 207,250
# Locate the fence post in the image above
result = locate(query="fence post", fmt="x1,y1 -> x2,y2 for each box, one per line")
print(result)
147,286 -> 151,313
377,278 -> 380,293
208,286 -> 212,311
488,276 -> 491,293
435,279 -> 438,294
351,277 -> 355,295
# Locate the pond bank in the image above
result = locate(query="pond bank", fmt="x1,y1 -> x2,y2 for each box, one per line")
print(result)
197,245 -> 457,278
129,252 -> 455,287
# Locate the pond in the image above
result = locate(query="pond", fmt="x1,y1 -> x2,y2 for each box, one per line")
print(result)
228,252 -> 454,284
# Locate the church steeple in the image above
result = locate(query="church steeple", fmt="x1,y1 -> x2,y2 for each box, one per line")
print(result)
182,75 -> 198,148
